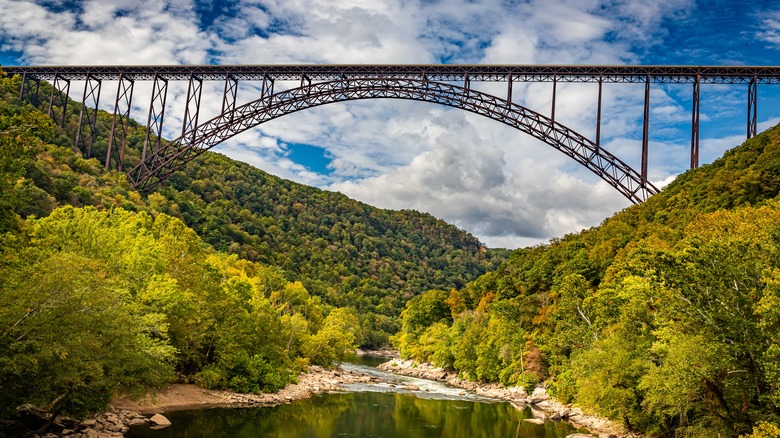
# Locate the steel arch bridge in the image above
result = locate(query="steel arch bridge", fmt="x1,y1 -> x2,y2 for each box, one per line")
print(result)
128,77 -> 656,202
6,64 -> 780,203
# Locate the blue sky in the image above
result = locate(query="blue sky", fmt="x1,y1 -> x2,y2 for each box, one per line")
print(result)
1,0 -> 780,248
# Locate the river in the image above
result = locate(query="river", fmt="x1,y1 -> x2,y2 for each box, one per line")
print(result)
126,356 -> 588,437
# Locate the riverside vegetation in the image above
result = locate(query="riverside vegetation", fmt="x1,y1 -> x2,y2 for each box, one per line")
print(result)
1,66 -> 780,437
0,69 -> 504,434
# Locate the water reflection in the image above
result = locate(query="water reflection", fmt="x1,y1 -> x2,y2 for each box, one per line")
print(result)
126,392 -> 585,438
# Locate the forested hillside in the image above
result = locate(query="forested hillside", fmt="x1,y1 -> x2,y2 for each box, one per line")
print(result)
0,69 -> 375,432
0,67 -> 511,432
0,69 -> 507,348
393,125 -> 780,437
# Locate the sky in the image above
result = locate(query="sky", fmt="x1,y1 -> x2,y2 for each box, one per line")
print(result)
2,0 -> 780,248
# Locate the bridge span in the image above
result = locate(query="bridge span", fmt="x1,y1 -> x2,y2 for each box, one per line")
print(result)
4,64 -> 780,203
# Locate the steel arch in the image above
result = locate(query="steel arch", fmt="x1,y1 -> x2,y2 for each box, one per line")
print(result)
127,77 -> 659,203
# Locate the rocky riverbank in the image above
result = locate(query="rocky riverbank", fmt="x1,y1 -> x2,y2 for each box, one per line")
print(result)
29,365 -> 380,437
378,359 -> 641,438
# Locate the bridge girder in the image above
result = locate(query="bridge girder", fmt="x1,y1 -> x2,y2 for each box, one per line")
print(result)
126,77 -> 659,204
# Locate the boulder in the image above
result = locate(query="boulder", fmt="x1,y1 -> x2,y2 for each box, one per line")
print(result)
149,413 -> 171,428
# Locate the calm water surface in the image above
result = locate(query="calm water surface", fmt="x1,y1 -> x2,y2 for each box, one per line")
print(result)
127,356 -> 587,438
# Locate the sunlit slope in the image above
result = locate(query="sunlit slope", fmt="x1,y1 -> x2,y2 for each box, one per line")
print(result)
393,124 -> 780,437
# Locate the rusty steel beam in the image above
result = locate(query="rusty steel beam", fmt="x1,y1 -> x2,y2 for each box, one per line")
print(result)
142,73 -> 168,161
47,74 -> 70,126
182,73 -> 203,142
596,75 -> 603,151
691,75 -> 700,169
641,75 -> 650,182
260,75 -> 274,99
127,77 -> 659,204
551,75 -> 557,125
506,74 -> 513,106
19,73 -> 41,107
221,73 -> 238,115
748,76 -> 758,139
106,73 -> 134,171
74,74 -> 101,157
6,64 -> 780,84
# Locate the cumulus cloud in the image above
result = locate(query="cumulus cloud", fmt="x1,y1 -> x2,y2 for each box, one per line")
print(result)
3,0 -> 761,248
0,0 -> 211,65
330,111 -> 630,247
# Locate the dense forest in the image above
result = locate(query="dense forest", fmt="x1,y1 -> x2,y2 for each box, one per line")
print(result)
393,123 -> 780,436
0,68 -> 507,348
0,68 -> 509,433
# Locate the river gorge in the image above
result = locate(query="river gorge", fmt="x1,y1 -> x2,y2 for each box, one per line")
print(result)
124,355 -> 591,437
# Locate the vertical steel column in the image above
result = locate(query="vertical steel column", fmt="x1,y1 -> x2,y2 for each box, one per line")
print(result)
551,75 -> 557,124
690,75 -> 700,169
74,74 -> 102,158
300,74 -> 311,95
30,78 -> 40,107
19,73 -> 41,107
221,73 -> 238,115
641,74 -> 650,182
18,72 -> 26,100
506,74 -> 513,106
47,75 -> 70,126
105,73 -> 134,171
181,73 -> 202,142
596,74 -> 602,152
142,74 -> 168,161
747,75 -> 758,139
464,74 -> 470,96
261,74 -> 275,99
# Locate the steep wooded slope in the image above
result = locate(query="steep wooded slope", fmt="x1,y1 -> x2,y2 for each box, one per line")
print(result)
394,123 -> 780,437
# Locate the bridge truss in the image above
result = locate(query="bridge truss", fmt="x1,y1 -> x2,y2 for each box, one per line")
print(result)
5,64 -> 780,203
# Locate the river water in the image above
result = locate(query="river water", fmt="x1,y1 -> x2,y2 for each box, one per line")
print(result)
126,356 -> 587,437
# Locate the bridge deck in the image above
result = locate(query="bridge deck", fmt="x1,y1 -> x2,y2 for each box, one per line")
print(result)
4,64 -> 780,84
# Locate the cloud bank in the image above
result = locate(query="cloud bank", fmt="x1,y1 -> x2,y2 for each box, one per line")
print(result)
1,0 -> 776,247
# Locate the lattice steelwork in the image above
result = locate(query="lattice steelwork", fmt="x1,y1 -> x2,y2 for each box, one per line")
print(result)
106,73 -> 134,171
181,73 -> 203,142
6,64 -> 780,83
142,74 -> 168,161
748,76 -> 758,139
74,74 -> 101,157
19,73 -> 40,107
221,73 -> 238,122
47,74 -> 70,126
127,77 -> 658,203
7,63 -> 780,203
691,76 -> 701,169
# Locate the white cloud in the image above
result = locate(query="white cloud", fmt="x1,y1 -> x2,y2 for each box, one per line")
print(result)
3,0 -> 763,248
0,0 -> 211,65
757,11 -> 780,47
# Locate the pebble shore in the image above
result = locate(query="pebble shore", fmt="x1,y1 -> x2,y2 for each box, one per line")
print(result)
378,359 -> 642,438
34,365 -> 379,437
